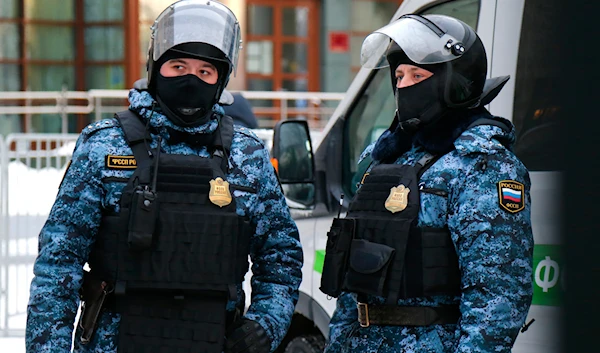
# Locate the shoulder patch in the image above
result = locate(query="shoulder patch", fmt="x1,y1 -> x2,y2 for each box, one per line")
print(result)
498,180 -> 525,213
106,155 -> 137,169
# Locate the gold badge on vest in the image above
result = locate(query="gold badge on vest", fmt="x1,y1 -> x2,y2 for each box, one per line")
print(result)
209,177 -> 232,207
385,184 -> 410,213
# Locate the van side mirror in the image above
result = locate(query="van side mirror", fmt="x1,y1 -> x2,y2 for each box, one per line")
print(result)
272,119 -> 315,207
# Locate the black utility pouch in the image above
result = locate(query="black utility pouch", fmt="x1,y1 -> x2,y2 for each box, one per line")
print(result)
344,239 -> 395,297
127,187 -> 159,250
320,218 -> 355,298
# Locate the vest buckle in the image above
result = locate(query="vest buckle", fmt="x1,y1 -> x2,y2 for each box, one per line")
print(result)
357,302 -> 370,327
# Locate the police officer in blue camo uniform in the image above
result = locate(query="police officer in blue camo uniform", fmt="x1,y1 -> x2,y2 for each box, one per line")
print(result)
319,14 -> 533,352
25,1 -> 303,352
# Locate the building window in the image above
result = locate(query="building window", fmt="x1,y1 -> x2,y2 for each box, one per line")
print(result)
349,0 -> 404,73
246,0 -> 320,123
0,0 -> 133,134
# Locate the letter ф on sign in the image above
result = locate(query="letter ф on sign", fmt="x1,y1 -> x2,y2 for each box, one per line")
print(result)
532,245 -> 564,306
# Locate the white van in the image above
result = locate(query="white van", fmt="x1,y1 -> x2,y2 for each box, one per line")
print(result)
270,0 -> 564,352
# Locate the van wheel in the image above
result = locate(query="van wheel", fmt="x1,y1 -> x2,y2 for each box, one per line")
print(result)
283,334 -> 326,353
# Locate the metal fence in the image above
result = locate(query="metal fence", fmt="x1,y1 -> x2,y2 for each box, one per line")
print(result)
0,89 -> 346,132
0,133 -> 79,337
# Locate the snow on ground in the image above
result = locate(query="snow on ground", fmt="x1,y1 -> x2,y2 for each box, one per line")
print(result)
1,161 -> 68,351
1,337 -> 25,352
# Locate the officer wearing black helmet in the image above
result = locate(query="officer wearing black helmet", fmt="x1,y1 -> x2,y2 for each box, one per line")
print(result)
320,14 -> 533,353
25,1 -> 303,353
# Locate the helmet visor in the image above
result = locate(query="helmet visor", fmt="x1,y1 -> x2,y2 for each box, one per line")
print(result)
152,0 -> 241,71
361,15 -> 464,69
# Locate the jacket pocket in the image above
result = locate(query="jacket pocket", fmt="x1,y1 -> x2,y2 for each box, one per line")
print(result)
343,239 -> 395,296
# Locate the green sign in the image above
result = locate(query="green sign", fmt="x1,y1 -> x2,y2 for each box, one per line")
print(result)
532,245 -> 564,307
314,244 -> 564,307
314,249 -> 325,274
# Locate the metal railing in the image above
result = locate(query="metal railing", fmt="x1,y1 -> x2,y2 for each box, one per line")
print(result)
0,133 -> 79,337
0,89 -> 346,132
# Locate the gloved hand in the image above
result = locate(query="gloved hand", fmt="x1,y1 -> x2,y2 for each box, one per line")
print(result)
224,318 -> 271,353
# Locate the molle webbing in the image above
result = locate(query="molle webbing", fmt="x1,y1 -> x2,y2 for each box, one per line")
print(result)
348,164 -> 420,217
342,153 -> 459,303
116,294 -> 228,353
116,154 -> 250,292
92,111 -> 250,292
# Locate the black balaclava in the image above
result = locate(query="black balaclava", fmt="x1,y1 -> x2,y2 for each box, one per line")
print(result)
386,42 -> 448,134
372,42 -> 487,161
152,43 -> 228,127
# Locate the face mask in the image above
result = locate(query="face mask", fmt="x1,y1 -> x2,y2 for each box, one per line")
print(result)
394,74 -> 446,134
155,73 -> 220,127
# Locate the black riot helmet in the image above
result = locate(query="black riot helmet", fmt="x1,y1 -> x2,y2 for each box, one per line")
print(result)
361,14 -> 509,131
145,0 -> 242,106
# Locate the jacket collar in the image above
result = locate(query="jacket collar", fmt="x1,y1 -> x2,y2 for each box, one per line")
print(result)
127,88 -> 222,138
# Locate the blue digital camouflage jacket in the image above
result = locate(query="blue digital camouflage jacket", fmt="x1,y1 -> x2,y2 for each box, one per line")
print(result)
325,118 -> 534,353
25,88 -> 304,353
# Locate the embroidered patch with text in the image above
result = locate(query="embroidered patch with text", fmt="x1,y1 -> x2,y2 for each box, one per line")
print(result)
497,180 -> 525,213
106,155 -> 137,169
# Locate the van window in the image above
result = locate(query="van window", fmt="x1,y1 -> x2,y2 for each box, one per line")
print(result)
342,0 -> 482,196
420,0 -> 480,28
512,0 -> 562,171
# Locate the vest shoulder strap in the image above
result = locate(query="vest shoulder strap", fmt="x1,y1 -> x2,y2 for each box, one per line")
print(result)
210,115 -> 234,177
115,110 -> 152,146
415,152 -> 442,179
466,117 -> 510,133
114,110 -> 154,181
213,115 -> 234,156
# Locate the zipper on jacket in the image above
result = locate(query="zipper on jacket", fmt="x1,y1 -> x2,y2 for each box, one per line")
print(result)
102,176 -> 129,183
230,184 -> 257,193
419,183 -> 448,197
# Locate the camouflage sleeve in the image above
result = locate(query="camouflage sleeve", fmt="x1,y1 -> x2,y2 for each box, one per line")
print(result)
447,151 -> 534,353
240,142 -> 304,352
323,292 -> 358,353
26,131 -> 105,352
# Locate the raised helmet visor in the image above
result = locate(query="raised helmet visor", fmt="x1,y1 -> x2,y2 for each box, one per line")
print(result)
151,0 -> 242,74
360,14 -> 469,69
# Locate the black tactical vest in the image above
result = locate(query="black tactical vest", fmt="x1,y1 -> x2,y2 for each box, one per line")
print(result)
87,111 -> 251,353
320,153 -> 460,305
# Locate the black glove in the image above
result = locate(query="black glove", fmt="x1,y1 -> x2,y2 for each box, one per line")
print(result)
224,318 -> 271,353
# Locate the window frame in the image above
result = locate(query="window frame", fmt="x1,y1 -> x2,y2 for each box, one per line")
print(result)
0,0 -> 139,134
